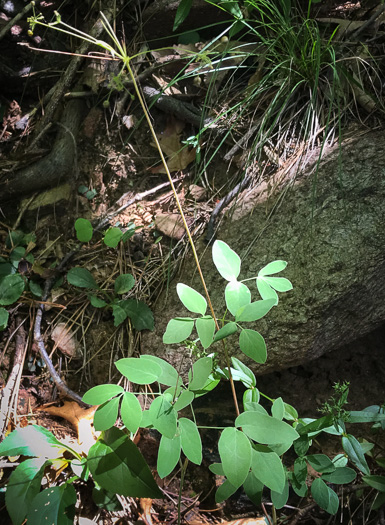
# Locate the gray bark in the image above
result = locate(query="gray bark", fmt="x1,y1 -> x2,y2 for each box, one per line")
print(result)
143,130 -> 385,376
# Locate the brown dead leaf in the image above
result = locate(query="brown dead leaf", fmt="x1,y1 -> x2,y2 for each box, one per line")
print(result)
155,213 -> 186,240
37,401 -> 98,454
151,117 -> 196,173
189,184 -> 207,202
139,498 -> 154,525
51,323 -> 81,359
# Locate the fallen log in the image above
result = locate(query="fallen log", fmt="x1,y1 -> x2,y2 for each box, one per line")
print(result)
143,130 -> 385,375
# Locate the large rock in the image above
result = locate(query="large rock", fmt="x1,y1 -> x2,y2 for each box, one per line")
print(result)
143,131 -> 385,375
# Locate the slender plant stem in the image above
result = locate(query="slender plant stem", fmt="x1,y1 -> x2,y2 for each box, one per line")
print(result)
177,458 -> 189,525
126,61 -> 240,417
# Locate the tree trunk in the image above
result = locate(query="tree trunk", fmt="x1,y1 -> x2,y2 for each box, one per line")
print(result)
143,130 -> 385,376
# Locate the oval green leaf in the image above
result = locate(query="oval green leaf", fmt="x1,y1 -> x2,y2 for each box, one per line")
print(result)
163,317 -> 195,344
256,277 -> 278,303
93,397 -> 120,431
149,396 -> 177,438
218,427 -> 252,489
235,411 -> 299,445
5,457 -> 47,525
120,392 -> 143,434
82,384 -> 124,405
251,447 -> 285,493
212,240 -> 241,281
67,267 -> 99,289
363,475 -> 385,492
115,358 -> 162,384
119,299 -> 154,331
75,218 -> 93,243
173,389 -> 194,411
87,427 -> 162,498
272,397 -> 284,420
225,281 -> 251,316
322,467 -> 356,485
103,227 -> 123,248
157,434 -> 181,478
261,276 -> 293,292
188,357 -> 213,391
0,307 -> 9,330
0,274 -> 25,305
342,434 -> 370,475
258,260 -> 287,276
114,274 -> 135,294
196,316 -> 215,349
179,418 -> 202,465
213,322 -> 238,342
140,355 -> 180,387
176,283 -> 207,315
306,454 -> 335,474
239,329 -> 267,364
236,298 -> 276,322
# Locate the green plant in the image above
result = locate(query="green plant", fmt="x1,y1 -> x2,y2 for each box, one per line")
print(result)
0,229 -> 42,331
2,241 -> 385,524
5,8 -> 382,522
0,424 -> 161,525
69,218 -> 153,329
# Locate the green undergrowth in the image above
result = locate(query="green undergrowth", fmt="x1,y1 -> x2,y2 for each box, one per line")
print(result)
1,3 -> 385,524
1,240 -> 385,524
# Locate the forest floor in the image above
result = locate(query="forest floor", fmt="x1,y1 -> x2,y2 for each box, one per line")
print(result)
1,0 -> 385,523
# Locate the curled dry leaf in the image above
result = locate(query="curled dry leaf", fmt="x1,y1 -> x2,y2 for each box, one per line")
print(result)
51,323 -> 81,359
